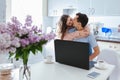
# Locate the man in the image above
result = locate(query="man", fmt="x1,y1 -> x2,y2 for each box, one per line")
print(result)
66,13 -> 100,61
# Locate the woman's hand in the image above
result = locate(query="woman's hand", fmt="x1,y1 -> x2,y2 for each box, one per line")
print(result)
77,26 -> 90,38
78,30 -> 89,38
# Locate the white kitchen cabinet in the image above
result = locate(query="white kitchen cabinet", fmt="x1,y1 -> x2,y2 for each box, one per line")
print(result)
78,0 -> 105,16
91,0 -> 105,16
0,0 -> 6,22
97,41 -> 120,52
104,0 -> 120,16
48,0 -> 120,16
48,0 -> 78,16
48,9 -> 63,17
77,0 -> 90,15
78,0 -> 120,16
61,0 -> 78,9
48,0 -> 62,16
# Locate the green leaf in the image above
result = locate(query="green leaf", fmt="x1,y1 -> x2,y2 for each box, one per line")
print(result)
31,49 -> 36,54
9,52 -> 14,58
12,40 -> 48,65
40,40 -> 47,45
22,50 -> 29,65
37,45 -> 42,52
15,48 -> 23,59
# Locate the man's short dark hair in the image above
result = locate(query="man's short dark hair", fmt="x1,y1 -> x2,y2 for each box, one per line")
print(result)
76,13 -> 88,28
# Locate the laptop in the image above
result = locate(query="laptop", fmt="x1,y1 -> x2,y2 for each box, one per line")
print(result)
54,39 -> 95,70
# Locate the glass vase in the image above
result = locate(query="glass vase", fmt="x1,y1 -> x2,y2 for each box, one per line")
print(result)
19,65 -> 31,80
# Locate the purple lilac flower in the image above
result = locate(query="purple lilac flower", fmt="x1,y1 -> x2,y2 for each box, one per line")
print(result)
28,33 -> 41,43
0,23 -> 7,33
11,17 -> 22,27
48,32 -> 56,40
9,47 -> 16,53
31,26 -> 42,34
0,33 -> 11,48
11,37 -> 20,47
18,28 -> 30,36
38,29 -> 42,33
31,26 -> 38,32
7,22 -> 20,35
42,32 -> 56,40
24,15 -> 32,26
20,38 -> 30,47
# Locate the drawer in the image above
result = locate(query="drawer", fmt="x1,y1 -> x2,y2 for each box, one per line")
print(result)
108,43 -> 120,51
97,41 -> 120,51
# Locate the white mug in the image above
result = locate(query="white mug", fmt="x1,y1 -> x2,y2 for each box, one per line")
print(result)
46,55 -> 53,62
97,60 -> 105,68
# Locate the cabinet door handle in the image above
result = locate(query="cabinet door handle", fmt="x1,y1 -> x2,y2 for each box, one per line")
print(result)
89,8 -> 92,15
55,10 -> 57,15
114,46 -> 117,48
109,46 -> 112,48
89,8 -> 95,15
92,8 -> 95,15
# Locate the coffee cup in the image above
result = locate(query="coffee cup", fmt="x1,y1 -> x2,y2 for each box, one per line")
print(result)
45,55 -> 53,63
97,60 -> 105,69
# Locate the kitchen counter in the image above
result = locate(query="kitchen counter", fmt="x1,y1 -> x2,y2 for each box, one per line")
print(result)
10,62 -> 115,80
96,36 -> 120,43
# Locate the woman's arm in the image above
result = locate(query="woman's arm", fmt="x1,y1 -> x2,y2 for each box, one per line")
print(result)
77,26 -> 90,38
63,31 -> 80,40
63,27 -> 90,40
89,46 -> 100,61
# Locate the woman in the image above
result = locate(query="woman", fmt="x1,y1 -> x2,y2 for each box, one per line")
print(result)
58,13 -> 100,61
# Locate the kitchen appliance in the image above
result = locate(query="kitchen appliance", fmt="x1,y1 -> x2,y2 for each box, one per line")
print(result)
102,27 -> 112,38
89,22 -> 104,36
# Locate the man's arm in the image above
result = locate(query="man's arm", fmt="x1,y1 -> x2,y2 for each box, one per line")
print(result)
88,34 -> 100,61
89,46 -> 100,61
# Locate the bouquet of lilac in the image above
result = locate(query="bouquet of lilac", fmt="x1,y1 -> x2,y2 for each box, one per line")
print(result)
3,15 -> 55,80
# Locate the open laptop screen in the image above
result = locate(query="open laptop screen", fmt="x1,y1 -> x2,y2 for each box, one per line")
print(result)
54,39 -> 90,70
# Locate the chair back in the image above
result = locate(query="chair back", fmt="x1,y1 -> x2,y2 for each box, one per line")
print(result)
97,49 -> 120,80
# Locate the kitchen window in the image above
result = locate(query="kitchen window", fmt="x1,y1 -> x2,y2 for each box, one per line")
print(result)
11,0 -> 42,26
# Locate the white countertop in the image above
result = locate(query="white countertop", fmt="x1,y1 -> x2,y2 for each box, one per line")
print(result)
12,61 -> 115,80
